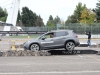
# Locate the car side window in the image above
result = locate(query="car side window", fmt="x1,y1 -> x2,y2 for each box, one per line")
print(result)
55,31 -> 66,37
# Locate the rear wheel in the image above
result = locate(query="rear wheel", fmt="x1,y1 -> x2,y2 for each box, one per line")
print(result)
65,41 -> 75,51
30,43 -> 40,51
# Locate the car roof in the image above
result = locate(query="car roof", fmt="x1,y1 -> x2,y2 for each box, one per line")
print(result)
49,30 -> 73,33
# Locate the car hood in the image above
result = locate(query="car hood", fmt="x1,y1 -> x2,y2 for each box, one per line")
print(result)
25,38 -> 39,43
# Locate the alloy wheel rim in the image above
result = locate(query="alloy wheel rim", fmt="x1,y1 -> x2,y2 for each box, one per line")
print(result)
31,44 -> 39,51
66,42 -> 75,51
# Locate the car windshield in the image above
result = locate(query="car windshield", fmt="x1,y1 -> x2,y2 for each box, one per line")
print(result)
37,32 -> 48,39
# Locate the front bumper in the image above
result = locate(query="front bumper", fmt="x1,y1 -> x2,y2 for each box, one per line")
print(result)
23,42 -> 29,50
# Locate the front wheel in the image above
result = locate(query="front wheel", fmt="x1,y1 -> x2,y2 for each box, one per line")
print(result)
30,43 -> 40,51
65,42 -> 75,51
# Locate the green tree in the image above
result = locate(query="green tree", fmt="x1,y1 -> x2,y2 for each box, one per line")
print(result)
46,15 -> 55,27
46,15 -> 61,27
74,2 -> 87,22
80,9 -> 96,24
17,10 -> 21,22
94,0 -> 100,22
29,10 -> 37,26
65,16 -> 71,24
35,15 -> 44,27
49,15 -> 53,21
21,7 -> 29,26
0,7 -> 8,22
54,16 -> 61,24
0,7 -> 5,18
65,2 -> 87,24
65,15 -> 77,24
21,7 -> 37,27
16,10 -> 22,26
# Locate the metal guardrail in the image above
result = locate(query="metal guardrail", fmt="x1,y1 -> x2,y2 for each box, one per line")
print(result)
0,31 -> 47,34
0,35 -> 1,41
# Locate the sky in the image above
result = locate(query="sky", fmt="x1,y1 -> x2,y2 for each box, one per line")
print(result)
0,0 -> 98,24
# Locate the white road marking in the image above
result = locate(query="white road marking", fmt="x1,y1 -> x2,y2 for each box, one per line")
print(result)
55,56 -> 83,59
0,71 -> 100,74
78,55 -> 83,57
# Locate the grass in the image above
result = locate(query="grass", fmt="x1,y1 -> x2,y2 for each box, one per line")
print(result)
8,34 -> 51,39
9,35 -> 39,38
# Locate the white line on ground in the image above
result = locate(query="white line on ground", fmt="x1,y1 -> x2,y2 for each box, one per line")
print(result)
78,55 -> 83,57
54,56 -> 83,59
0,71 -> 100,74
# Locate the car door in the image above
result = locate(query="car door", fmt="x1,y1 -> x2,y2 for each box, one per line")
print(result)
40,33 -> 55,48
53,31 -> 67,47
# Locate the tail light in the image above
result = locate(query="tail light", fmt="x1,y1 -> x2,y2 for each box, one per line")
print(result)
74,34 -> 78,38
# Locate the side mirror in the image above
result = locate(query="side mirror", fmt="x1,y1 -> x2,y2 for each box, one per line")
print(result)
42,36 -> 46,40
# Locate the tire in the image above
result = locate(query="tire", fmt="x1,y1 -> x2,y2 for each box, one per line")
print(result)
65,41 -> 75,51
30,43 -> 40,51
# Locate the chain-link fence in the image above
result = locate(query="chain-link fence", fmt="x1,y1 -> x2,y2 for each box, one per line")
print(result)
58,24 -> 100,34
0,23 -> 100,34
21,23 -> 100,34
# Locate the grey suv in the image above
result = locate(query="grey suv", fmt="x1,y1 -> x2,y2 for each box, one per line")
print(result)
23,30 -> 80,51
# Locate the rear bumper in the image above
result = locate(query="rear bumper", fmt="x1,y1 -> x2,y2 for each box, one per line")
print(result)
75,42 -> 80,46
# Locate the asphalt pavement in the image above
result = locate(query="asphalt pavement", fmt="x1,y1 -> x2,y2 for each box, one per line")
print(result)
0,55 -> 100,75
